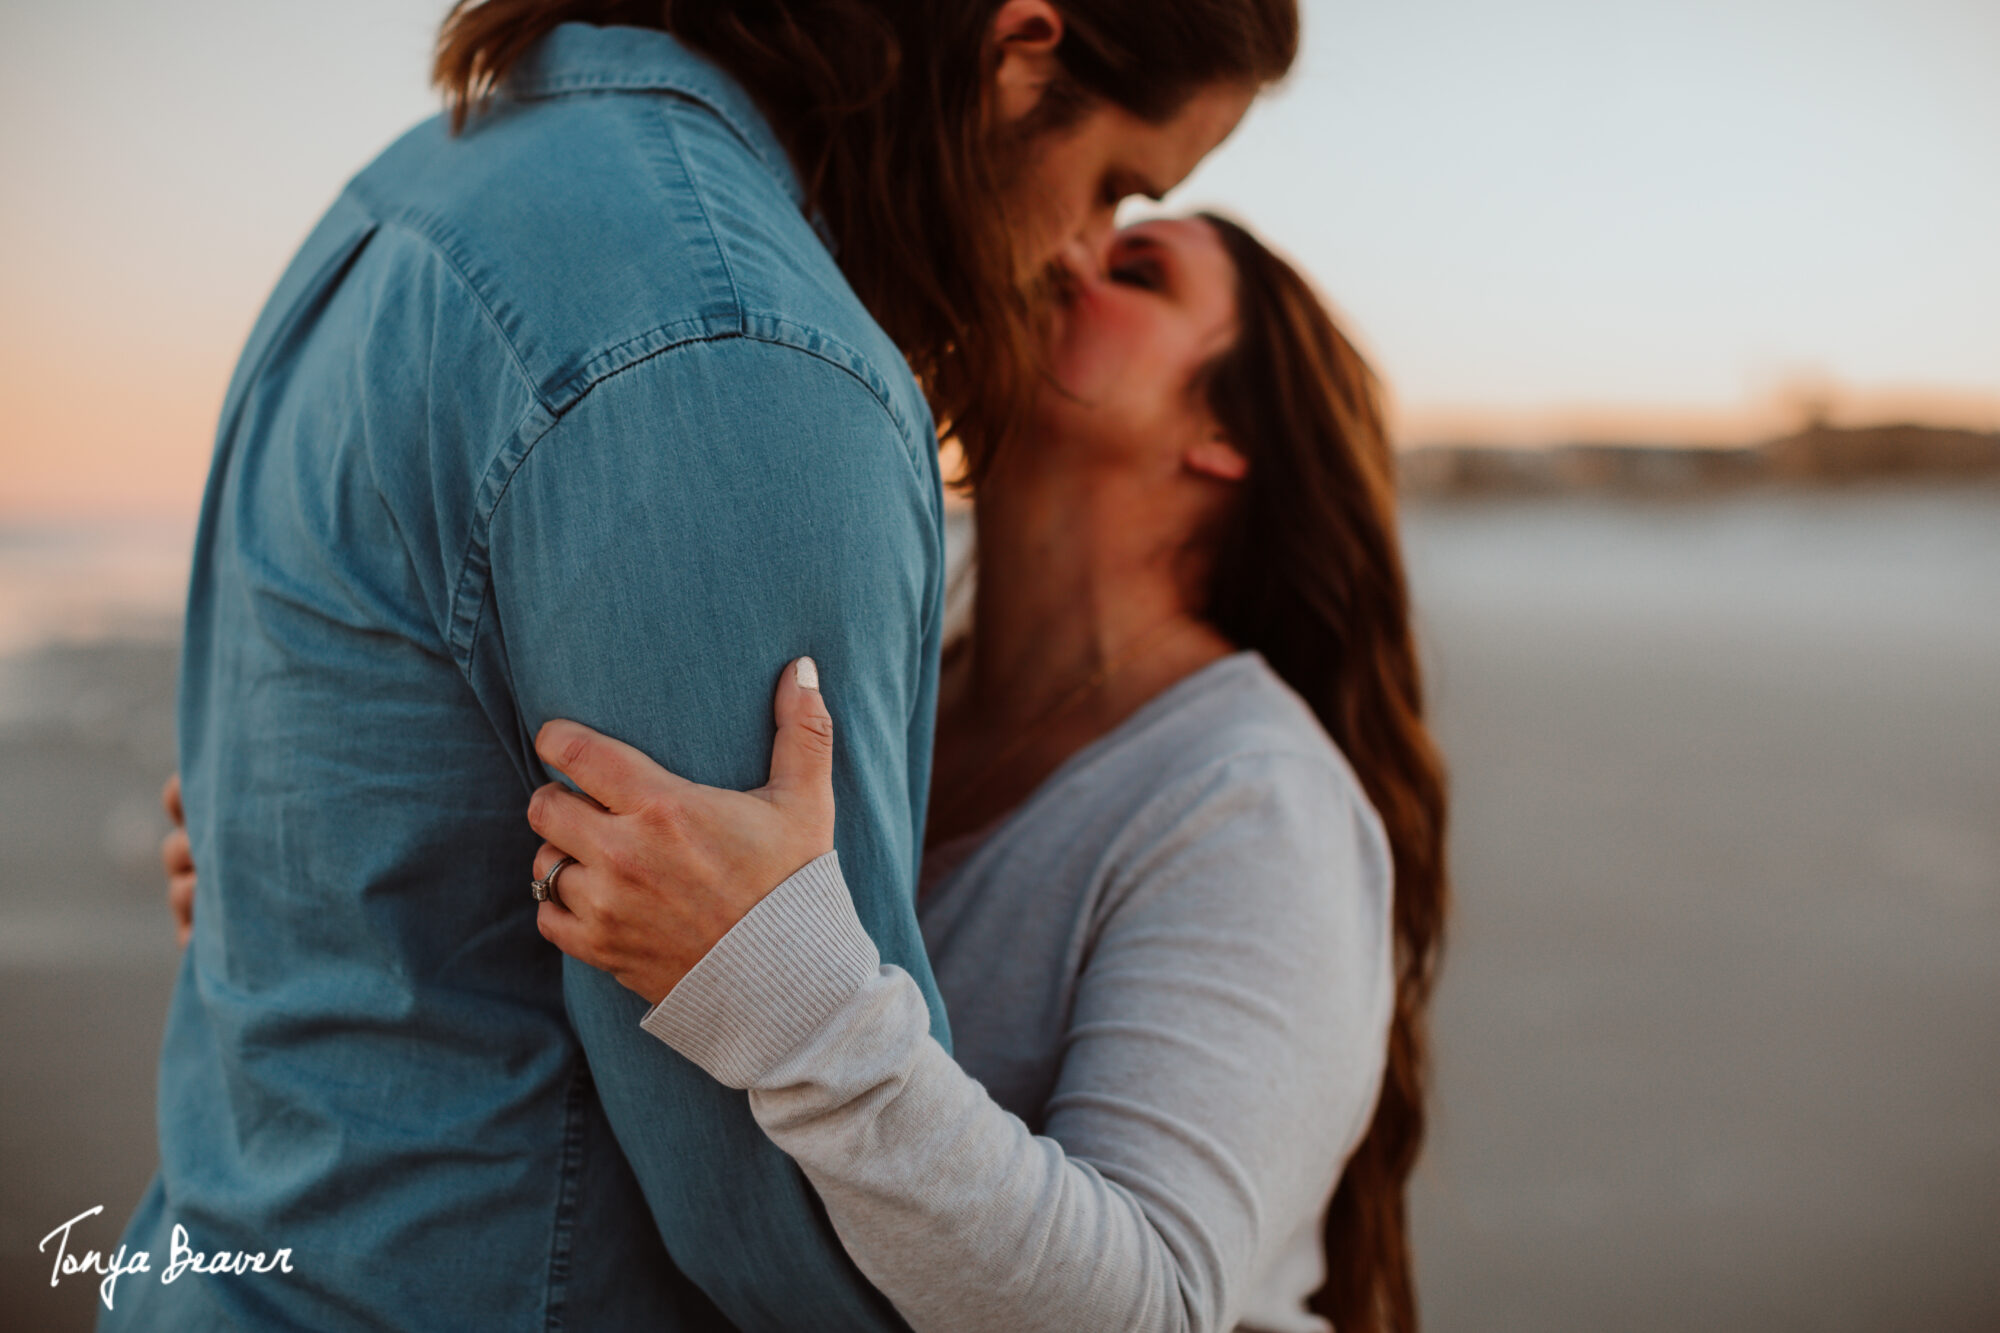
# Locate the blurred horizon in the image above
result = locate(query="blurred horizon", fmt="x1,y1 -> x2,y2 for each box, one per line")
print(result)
3,0 -> 1997,518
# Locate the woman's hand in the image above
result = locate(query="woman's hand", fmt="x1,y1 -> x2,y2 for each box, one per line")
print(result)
162,774 -> 195,948
527,658 -> 836,1005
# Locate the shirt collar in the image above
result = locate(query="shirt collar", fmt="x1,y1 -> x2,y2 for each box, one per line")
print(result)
507,23 -> 809,216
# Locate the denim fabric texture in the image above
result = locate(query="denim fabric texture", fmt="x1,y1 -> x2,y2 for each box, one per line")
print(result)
106,23 -> 947,1332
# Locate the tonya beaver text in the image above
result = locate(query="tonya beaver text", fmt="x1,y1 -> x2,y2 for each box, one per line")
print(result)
41,1205 -> 296,1310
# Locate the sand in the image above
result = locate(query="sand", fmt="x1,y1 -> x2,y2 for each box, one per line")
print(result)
3,485 -> 1995,1330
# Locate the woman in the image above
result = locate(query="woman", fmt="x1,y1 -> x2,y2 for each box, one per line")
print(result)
522,214 -> 1449,1332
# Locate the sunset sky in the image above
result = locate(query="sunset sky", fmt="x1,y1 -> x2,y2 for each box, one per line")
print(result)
3,0 -> 1996,517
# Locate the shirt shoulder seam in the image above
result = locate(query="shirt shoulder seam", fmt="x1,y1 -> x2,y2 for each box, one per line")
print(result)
335,204 -> 922,678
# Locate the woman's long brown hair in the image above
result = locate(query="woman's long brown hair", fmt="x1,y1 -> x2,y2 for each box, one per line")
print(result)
1199,213 -> 1450,1333
430,1 -> 1296,475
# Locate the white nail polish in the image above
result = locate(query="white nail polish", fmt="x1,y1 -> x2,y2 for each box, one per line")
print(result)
796,657 -> 819,691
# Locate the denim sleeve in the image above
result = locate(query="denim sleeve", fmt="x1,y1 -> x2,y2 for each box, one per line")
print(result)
486,333 -> 947,1331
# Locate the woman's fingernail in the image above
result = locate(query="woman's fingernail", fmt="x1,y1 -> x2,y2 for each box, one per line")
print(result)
795,657 -> 819,691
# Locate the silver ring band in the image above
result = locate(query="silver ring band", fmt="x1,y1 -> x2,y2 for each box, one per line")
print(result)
531,855 -> 575,905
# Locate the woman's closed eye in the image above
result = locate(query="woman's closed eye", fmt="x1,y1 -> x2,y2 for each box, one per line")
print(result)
1110,256 -> 1166,291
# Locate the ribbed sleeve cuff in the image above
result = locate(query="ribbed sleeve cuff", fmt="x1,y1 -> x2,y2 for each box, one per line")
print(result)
638,851 -> 880,1088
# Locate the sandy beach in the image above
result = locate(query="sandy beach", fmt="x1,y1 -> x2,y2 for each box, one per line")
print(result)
3,485 -> 1996,1330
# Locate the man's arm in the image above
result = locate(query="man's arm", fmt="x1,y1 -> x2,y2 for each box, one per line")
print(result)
488,334 -> 947,1330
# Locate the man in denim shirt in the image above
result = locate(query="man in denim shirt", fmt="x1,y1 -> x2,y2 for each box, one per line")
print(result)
111,5 -> 1277,1329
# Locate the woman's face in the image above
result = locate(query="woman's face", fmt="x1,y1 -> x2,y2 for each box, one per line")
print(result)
1029,216 -> 1240,466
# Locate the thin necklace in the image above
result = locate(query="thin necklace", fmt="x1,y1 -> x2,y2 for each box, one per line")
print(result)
929,615 -> 1200,839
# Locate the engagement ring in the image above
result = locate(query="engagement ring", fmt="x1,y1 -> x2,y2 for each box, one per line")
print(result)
531,855 -> 574,906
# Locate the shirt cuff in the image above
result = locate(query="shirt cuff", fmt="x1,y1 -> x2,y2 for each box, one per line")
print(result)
637,850 -> 881,1088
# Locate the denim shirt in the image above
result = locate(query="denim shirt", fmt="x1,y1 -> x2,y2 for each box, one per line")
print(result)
109,24 -> 947,1332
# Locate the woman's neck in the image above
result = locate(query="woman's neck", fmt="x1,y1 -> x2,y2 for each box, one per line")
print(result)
970,484 -> 1200,709
928,466 -> 1233,846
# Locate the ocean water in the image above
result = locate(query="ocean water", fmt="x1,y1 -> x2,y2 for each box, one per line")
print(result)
2,488 -> 1996,1329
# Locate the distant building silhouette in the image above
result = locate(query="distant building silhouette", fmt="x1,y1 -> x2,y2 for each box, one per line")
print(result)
1399,425 -> 2000,498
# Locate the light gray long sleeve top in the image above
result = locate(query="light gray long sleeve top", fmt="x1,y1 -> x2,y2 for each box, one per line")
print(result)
640,651 -> 1395,1332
